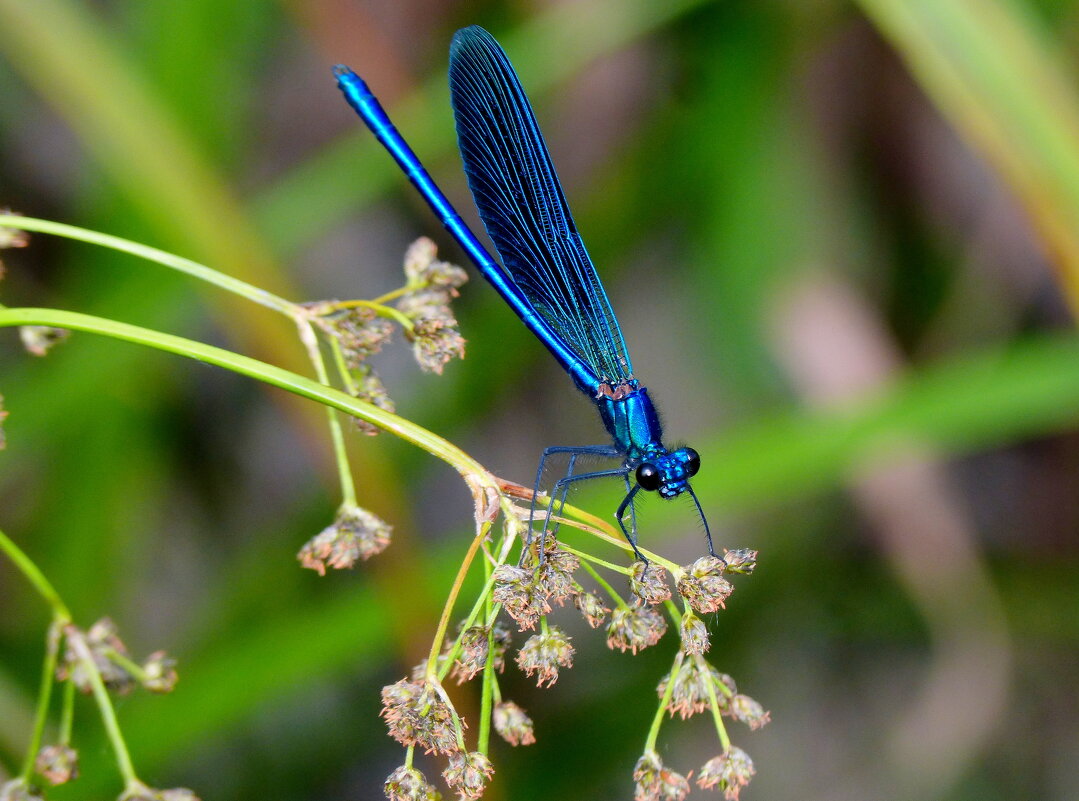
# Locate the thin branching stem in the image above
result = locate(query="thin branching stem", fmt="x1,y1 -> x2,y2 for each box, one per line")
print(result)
697,653 -> 732,752
66,628 -> 139,787
297,319 -> 357,506
645,652 -> 683,752
0,528 -> 72,622
20,621 -> 62,782
0,215 -> 296,314
323,298 -> 414,330
59,677 -> 75,744
426,520 -> 494,680
578,558 -> 630,610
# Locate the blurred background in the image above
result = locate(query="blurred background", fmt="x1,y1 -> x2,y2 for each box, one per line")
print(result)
1,0 -> 1078,799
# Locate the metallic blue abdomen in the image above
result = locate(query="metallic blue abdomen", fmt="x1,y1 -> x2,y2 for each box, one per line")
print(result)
596,386 -> 664,462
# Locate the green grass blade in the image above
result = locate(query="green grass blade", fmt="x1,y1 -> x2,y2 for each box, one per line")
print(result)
856,0 -> 1079,312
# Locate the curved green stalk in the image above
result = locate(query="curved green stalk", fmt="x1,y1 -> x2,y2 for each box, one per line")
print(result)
0,527 -> 72,621
0,307 -> 493,485
0,215 -> 295,314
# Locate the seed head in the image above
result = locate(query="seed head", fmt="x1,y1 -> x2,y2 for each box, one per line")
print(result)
442,751 -> 494,800
35,744 -> 79,785
410,317 -> 466,374
451,626 -> 490,683
492,564 -> 549,631
0,779 -> 43,801
573,590 -> 610,628
384,765 -> 442,801
60,619 -> 135,695
142,650 -> 178,693
697,747 -> 755,799
516,627 -> 574,688
722,548 -> 757,575
20,326 -> 70,357
492,700 -> 535,746
350,367 -> 396,435
298,504 -> 392,574
632,751 -> 690,801
676,556 -> 733,614
534,544 -> 579,605
403,237 -> 468,288
657,655 -> 734,720
606,603 -> 667,654
629,561 -> 671,605
321,306 -> 394,369
398,287 -> 457,324
380,678 -> 460,755
729,693 -> 771,730
679,612 -> 710,655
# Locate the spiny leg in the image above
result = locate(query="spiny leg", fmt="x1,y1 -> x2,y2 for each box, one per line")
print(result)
622,473 -> 638,543
615,484 -> 646,564
537,467 -> 631,562
687,485 -> 717,557
523,445 -> 620,563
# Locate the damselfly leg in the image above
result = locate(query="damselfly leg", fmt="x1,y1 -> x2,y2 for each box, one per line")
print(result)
522,445 -> 620,564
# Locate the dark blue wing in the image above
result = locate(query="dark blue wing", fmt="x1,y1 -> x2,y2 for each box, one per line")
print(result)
448,26 -> 634,385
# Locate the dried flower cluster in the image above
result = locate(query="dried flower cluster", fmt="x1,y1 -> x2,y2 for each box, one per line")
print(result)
297,503 -> 392,574
370,522 -> 762,800
0,616 -> 185,801
306,236 -> 468,437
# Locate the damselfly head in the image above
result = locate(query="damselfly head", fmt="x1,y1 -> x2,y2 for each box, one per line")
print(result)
635,447 -> 700,498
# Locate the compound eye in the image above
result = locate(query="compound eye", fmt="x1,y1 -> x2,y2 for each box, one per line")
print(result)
684,448 -> 701,477
635,463 -> 661,491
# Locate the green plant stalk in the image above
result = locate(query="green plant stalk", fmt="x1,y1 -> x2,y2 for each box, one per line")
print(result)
697,654 -> 732,752
0,307 -> 495,485
426,520 -> 494,680
297,319 -> 357,506
20,622 -> 62,782
0,527 -> 72,621
644,652 -> 682,753
102,648 -> 149,685
477,616 -> 497,754
327,336 -> 359,396
578,558 -> 630,610
558,542 -> 632,575
326,298 -> 414,331
66,629 -> 138,787
0,215 -> 296,314
436,571 -> 501,685
59,678 -> 75,744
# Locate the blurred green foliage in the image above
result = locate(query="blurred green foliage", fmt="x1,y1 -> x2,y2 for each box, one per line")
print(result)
1,1 -> 1078,800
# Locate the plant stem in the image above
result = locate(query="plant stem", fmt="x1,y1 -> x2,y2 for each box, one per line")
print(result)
426,520 -> 493,680
578,559 -> 630,610
59,677 -> 75,744
478,622 -> 496,754
371,285 -> 411,305
559,542 -> 631,575
0,215 -> 296,314
436,572 -> 500,684
102,648 -> 148,684
644,652 -> 682,752
0,527 -> 72,621
20,621 -> 62,781
697,653 -> 732,752
0,308 -> 496,485
297,319 -> 357,506
66,628 -> 139,787
325,298 -> 414,330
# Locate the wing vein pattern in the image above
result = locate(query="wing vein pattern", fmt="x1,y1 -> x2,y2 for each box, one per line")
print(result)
448,26 -> 634,384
